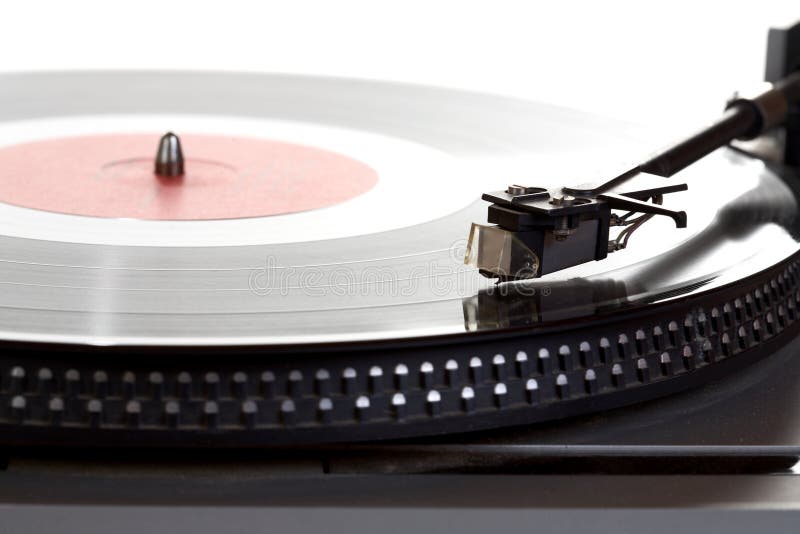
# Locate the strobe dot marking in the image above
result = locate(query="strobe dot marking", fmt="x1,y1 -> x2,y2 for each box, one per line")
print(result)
660,352 -> 673,376
203,401 -> 219,429
259,371 -> 275,398
733,298 -> 744,322
721,333 -> 732,357
515,351 -> 530,376
617,334 -> 629,359
48,397 -> 64,426
368,366 -> 384,394
241,400 -> 258,428
737,326 -> 748,350
86,399 -> 103,427
697,312 -> 707,336
723,303 -> 733,327
579,341 -> 593,366
635,330 -> 647,355
10,395 -> 25,422
555,374 -> 569,399
766,312 -> 776,335
165,401 -> 180,428
148,371 -> 164,400
318,398 -> 334,424
426,390 -> 442,416
492,354 -> 507,381
232,371 -> 249,399
288,370 -> 304,398
525,378 -> 540,404
391,393 -> 407,420
611,364 -> 625,388
636,358 -> 650,383
420,362 -> 435,389
123,371 -> 137,399
652,326 -> 664,351
445,359 -> 459,387
314,369 -> 331,397
682,345 -> 696,371
469,357 -> 483,383
394,364 -> 409,390
92,370 -> 109,398
599,338 -> 612,362
493,383 -> 508,408
584,369 -> 598,394
204,372 -> 220,399
537,348 -> 552,373
36,367 -> 53,394
683,315 -> 694,340
461,387 -> 476,412
355,396 -> 370,421
341,368 -> 357,396
125,400 -> 141,428
558,345 -> 572,370
668,321 -> 679,346
281,399 -> 297,425
710,308 -> 721,334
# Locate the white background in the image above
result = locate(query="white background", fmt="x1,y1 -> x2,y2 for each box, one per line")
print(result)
0,0 -> 797,126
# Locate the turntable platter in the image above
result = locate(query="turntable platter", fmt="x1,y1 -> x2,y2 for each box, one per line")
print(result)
1,71 -> 799,445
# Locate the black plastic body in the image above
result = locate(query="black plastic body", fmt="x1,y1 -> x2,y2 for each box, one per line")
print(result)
487,204 -> 610,276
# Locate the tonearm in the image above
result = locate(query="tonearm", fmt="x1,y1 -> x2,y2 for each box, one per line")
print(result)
466,21 -> 800,282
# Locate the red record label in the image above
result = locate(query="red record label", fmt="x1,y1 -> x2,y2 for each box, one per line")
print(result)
0,133 -> 378,220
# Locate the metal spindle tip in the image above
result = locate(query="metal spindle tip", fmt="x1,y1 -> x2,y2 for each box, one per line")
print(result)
154,132 -> 185,177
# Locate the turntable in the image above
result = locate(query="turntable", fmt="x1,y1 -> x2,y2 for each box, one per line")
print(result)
1,16 -> 800,534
